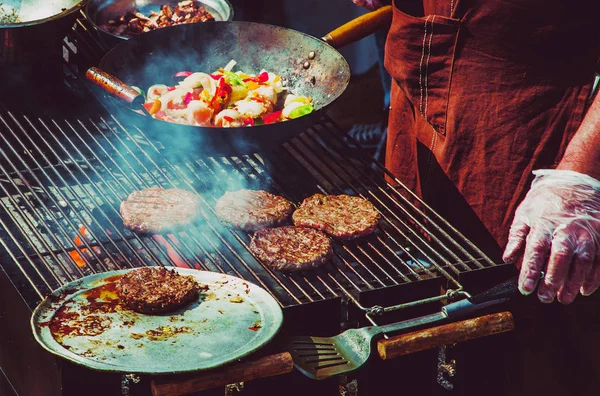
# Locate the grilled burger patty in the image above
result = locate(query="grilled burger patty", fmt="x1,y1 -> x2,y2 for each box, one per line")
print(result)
116,267 -> 204,314
215,189 -> 295,232
120,187 -> 202,233
249,226 -> 332,272
292,194 -> 380,239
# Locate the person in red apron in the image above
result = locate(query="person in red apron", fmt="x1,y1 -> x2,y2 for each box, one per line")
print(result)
352,0 -> 600,394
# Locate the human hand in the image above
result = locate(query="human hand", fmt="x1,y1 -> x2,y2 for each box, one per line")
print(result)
503,169 -> 600,304
351,0 -> 386,11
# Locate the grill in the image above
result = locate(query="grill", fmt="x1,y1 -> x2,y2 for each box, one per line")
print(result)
0,11 -> 515,396
0,110 -> 500,310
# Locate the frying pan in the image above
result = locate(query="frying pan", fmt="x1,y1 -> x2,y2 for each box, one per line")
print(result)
85,0 -> 234,47
1,0 -> 88,79
0,0 -> 85,27
91,6 -> 392,155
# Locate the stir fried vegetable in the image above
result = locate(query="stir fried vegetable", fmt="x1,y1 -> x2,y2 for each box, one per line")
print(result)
141,60 -> 314,127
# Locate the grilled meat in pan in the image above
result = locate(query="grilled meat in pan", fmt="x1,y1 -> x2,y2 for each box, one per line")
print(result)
249,226 -> 332,272
292,194 -> 380,239
215,189 -> 295,232
116,267 -> 205,314
120,187 -> 202,233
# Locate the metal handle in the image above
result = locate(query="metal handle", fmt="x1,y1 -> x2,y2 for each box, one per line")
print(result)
85,67 -> 146,110
377,277 -> 519,336
468,276 -> 519,305
322,5 -> 392,49
442,277 -> 518,318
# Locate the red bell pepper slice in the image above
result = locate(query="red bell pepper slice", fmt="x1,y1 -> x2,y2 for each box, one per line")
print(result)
242,71 -> 270,84
262,110 -> 282,125
257,71 -> 269,83
173,71 -> 193,78
223,116 -> 234,122
242,117 -> 255,126
210,77 -> 232,107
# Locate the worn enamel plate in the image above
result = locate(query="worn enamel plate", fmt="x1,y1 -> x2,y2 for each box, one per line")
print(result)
31,267 -> 283,374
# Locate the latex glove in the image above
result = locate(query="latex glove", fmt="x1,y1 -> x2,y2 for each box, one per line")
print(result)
352,0 -> 386,11
503,169 -> 600,304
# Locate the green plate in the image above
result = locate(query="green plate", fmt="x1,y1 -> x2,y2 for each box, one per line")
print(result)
31,267 -> 283,374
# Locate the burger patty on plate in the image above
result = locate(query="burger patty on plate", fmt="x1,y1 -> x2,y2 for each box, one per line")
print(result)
116,267 -> 204,314
120,187 -> 202,233
215,189 -> 295,232
292,194 -> 380,239
249,226 -> 332,272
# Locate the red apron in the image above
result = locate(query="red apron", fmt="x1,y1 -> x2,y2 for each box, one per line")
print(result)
382,3 -> 600,395
384,0 -> 600,260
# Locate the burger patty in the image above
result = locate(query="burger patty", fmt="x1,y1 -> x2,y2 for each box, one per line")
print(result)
116,267 -> 205,314
292,194 -> 380,239
120,187 -> 202,233
249,226 -> 332,272
215,189 -> 295,232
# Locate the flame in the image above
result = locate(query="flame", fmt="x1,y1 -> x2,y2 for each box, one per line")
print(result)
69,225 -> 88,268
152,234 -> 190,268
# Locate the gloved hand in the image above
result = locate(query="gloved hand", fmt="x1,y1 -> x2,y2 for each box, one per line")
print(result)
503,169 -> 600,304
351,0 -> 386,11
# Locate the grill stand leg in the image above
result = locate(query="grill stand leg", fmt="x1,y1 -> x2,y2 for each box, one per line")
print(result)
224,382 -> 245,395
436,346 -> 456,391
339,375 -> 359,396
120,374 -> 140,396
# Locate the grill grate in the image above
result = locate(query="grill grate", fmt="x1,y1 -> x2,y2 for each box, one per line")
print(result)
0,110 -> 500,311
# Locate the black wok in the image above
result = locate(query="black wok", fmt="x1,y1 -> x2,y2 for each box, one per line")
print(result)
94,6 -> 392,155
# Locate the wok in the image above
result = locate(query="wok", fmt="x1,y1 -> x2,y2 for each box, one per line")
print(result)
92,6 -> 392,155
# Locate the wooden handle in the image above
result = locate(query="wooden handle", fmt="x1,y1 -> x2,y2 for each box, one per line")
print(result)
377,312 -> 514,360
151,352 -> 294,396
86,67 -> 145,108
322,5 -> 392,49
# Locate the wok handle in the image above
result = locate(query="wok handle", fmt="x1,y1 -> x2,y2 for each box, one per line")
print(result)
322,5 -> 392,49
85,67 -> 146,109
377,311 -> 514,360
150,352 -> 294,396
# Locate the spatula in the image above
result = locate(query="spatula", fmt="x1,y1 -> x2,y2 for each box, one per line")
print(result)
286,276 -> 518,380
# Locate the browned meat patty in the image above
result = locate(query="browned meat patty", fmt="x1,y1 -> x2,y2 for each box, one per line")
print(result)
292,194 -> 380,239
120,187 -> 202,233
116,267 -> 205,314
215,189 -> 295,232
249,226 -> 332,272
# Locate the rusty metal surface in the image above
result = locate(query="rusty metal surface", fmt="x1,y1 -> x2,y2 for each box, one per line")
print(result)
31,267 -> 283,374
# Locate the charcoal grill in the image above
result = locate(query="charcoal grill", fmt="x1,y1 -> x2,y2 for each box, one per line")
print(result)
0,10 -> 516,396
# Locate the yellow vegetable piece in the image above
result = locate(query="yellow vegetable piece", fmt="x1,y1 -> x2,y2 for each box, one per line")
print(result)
150,99 -> 161,115
246,81 -> 260,90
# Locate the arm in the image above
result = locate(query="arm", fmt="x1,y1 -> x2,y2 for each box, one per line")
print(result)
503,84 -> 600,304
352,0 -> 387,11
557,89 -> 600,180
